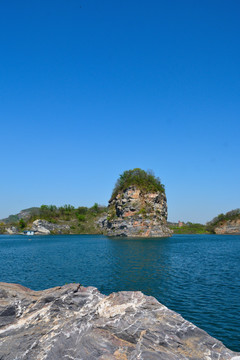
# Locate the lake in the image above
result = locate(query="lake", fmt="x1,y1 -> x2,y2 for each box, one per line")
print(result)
0,234 -> 239,351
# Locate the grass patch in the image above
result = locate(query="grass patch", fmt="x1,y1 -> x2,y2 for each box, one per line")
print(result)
169,222 -> 208,234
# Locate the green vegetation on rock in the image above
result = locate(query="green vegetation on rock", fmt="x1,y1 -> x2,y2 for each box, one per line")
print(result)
111,168 -> 165,200
0,222 -> 5,234
34,204 -> 107,234
18,219 -> 26,230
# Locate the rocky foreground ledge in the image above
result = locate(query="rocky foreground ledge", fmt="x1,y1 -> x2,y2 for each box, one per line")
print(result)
0,283 -> 239,360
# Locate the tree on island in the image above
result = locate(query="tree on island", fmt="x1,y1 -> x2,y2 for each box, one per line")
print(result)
111,168 -> 165,199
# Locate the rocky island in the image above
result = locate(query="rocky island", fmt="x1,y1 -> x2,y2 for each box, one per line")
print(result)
0,282 -> 239,360
99,168 -> 172,237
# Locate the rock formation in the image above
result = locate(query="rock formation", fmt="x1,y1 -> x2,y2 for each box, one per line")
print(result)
99,169 -> 172,237
207,210 -> 240,235
0,282 -> 239,360
31,219 -> 70,235
214,218 -> 240,235
5,226 -> 18,235
100,185 -> 172,237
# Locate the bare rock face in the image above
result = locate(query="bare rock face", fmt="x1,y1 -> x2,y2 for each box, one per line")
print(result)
0,282 -> 239,360
31,219 -> 70,235
100,186 -> 172,237
214,218 -> 240,235
5,226 -> 18,235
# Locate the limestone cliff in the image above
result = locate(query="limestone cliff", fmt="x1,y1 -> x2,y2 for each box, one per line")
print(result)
214,218 -> 240,235
0,282 -> 239,360
207,209 -> 240,235
100,185 -> 172,237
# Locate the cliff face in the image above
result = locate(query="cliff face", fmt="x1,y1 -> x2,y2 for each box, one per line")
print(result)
101,186 -> 172,237
0,282 -> 239,360
214,218 -> 240,235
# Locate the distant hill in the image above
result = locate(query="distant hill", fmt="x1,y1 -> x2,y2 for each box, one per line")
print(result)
1,207 -> 40,224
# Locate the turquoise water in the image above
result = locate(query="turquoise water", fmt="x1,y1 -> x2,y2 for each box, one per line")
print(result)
0,234 -> 239,351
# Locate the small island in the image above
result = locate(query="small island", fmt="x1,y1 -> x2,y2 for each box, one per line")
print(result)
99,168 -> 172,237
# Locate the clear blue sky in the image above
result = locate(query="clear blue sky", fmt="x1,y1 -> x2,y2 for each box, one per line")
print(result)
0,0 -> 239,223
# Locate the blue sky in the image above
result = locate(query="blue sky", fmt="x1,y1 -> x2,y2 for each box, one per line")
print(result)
0,0 -> 239,223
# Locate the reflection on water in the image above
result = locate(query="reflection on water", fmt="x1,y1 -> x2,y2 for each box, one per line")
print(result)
106,237 -> 172,296
0,234 -> 239,351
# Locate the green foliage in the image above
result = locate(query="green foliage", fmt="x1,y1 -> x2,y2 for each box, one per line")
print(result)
138,207 -> 147,215
5,215 -> 19,224
111,168 -> 165,200
0,222 -> 5,234
76,207 -> 88,215
169,222 -> 208,234
77,214 -> 86,222
19,218 -> 26,230
92,203 -> 99,211
89,203 -> 102,214
63,205 -> 75,214
29,203 -> 107,234
39,204 -> 76,221
2,203 -> 108,235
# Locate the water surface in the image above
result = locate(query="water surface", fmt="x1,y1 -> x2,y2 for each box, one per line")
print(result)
0,234 -> 239,351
